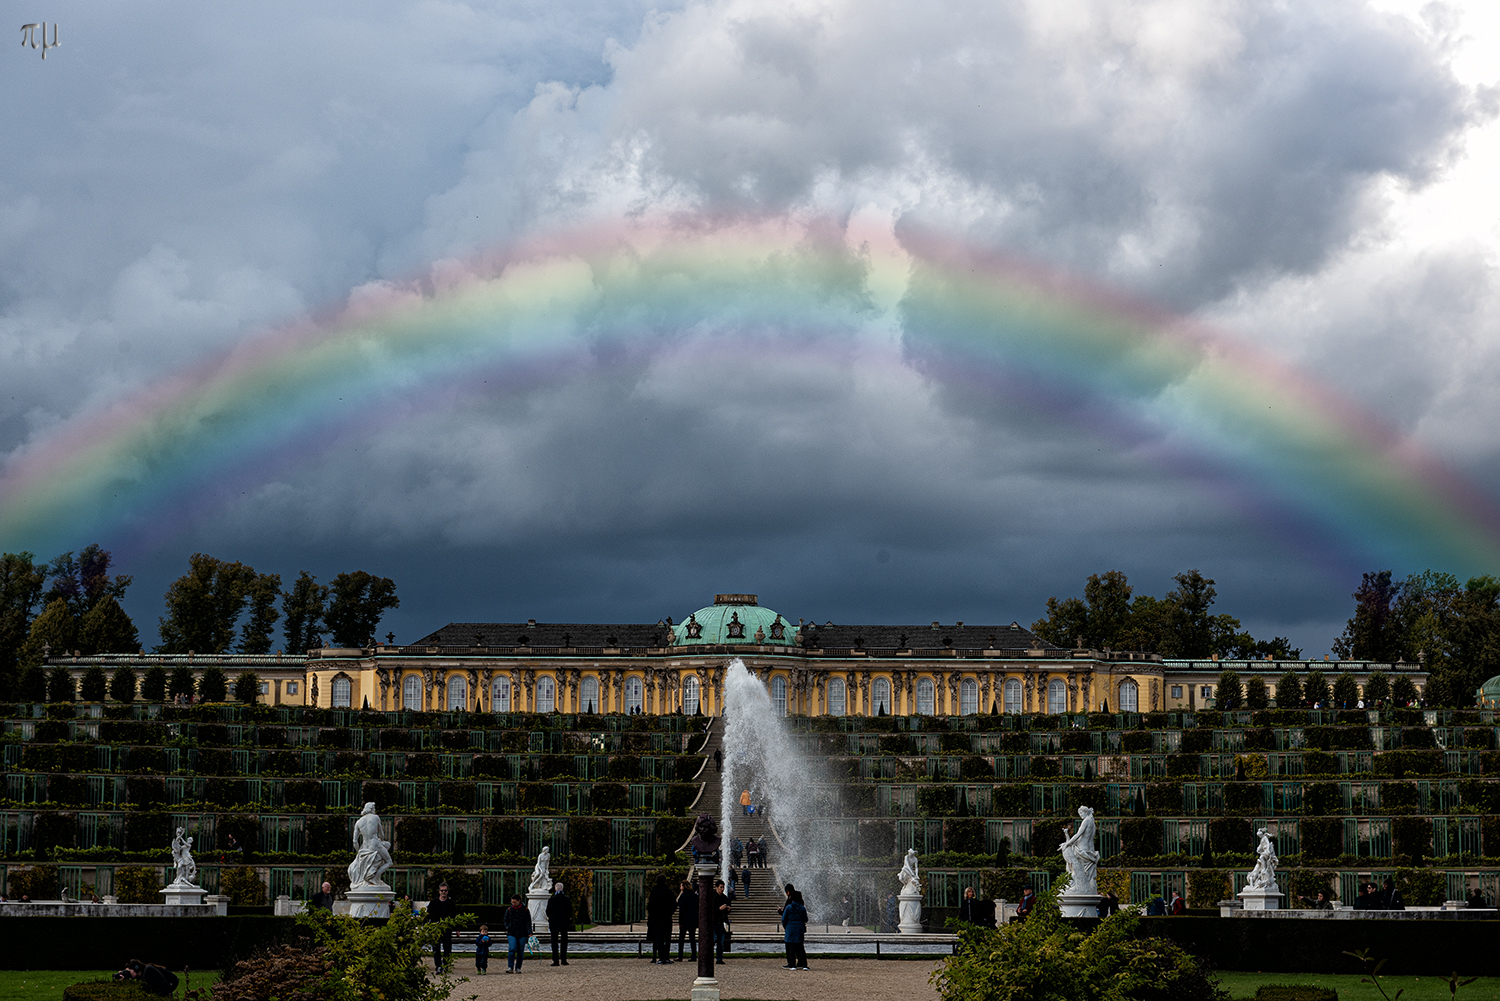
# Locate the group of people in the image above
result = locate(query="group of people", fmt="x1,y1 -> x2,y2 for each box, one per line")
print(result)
1353,879 -> 1405,910
645,874 -> 734,965
729,837 -> 768,869
738,788 -> 767,818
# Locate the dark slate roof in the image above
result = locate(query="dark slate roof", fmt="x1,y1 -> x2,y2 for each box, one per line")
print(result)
804,622 -> 1057,651
415,622 -> 668,649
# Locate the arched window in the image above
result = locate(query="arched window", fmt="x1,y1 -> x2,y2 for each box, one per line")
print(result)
771,676 -> 788,716
331,675 -> 351,709
1004,678 -> 1023,714
446,675 -> 467,712
828,678 -> 846,716
960,678 -> 978,715
537,676 -> 556,713
580,676 -> 599,714
1118,679 -> 1139,713
492,677 -> 511,713
916,678 -> 935,715
1047,678 -> 1067,715
624,676 -> 643,714
403,674 -> 422,711
873,678 -> 891,715
682,676 -> 700,715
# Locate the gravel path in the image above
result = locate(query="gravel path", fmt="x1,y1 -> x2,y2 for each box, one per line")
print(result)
457,955 -> 944,1001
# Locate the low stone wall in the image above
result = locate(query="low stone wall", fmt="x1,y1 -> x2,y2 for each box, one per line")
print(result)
0,899 -> 226,918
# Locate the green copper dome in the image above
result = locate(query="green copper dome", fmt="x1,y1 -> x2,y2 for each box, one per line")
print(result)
672,594 -> 794,646
1478,675 -> 1500,706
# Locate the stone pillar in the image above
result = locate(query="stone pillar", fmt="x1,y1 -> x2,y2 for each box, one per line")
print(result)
898,889 -> 923,933
347,884 -> 395,918
527,887 -> 551,935
695,860 -> 719,1000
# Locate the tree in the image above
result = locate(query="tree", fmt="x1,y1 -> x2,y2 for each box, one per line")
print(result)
1392,674 -> 1419,706
1215,671 -> 1243,710
1332,672 -> 1360,709
168,666 -> 196,700
1303,670 -> 1331,709
1364,671 -> 1391,704
1423,672 -> 1456,707
234,671 -> 262,705
17,666 -> 45,701
1332,570 -> 1403,662
109,666 -> 138,702
1245,675 -> 1269,710
0,552 -> 46,700
46,665 -> 75,702
282,571 -> 330,653
1275,672 -> 1303,709
79,665 -> 108,701
140,665 -> 168,702
19,598 -> 78,668
78,595 -> 140,655
44,544 -> 132,620
241,573 -> 283,654
197,666 -> 229,703
157,554 -> 270,654
326,571 -> 400,648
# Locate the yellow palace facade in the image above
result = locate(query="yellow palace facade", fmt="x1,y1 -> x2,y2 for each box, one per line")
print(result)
306,594 -> 1180,717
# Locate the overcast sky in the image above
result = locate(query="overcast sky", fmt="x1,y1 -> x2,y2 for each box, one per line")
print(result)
4,0 -> 1500,656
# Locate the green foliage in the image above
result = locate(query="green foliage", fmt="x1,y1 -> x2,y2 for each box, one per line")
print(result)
140,665 -> 168,702
47,665 -> 76,702
325,571 -> 400,648
1216,672 -> 1243,710
109,666 -> 138,702
79,595 -> 139,655
1332,672 -> 1360,709
22,598 -> 79,669
79,665 -> 108,702
7,864 -> 60,898
296,900 -> 470,1001
220,866 -> 267,906
168,666 -> 195,699
1186,870 -> 1229,908
282,571 -> 330,654
1392,675 -> 1419,706
115,864 -> 162,903
157,554 -> 278,655
1303,670 -> 1331,709
1245,676 -> 1270,710
240,573 -> 282,654
1276,672 -> 1303,708
0,551 -> 47,699
198,943 -> 331,1001
233,671 -> 261,705
197,667 -> 229,704
1364,671 -> 1392,703
931,886 -> 1229,1001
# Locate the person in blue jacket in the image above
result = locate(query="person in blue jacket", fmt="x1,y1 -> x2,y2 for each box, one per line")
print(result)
474,924 -> 494,974
502,894 -> 533,973
780,889 -> 809,970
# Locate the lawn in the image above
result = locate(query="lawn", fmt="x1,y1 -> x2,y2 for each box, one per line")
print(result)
1216,971 -> 1500,1001
0,970 -> 219,1001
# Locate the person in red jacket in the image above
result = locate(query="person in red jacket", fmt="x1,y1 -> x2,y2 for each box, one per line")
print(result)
1168,891 -> 1185,915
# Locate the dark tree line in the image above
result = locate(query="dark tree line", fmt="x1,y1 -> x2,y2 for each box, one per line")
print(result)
1031,569 -> 1299,660
0,546 -> 399,701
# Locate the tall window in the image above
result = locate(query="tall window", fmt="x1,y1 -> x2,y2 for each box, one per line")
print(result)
1004,678 -> 1023,714
682,676 -> 700,715
916,678 -> 935,715
446,675 -> 467,712
873,678 -> 891,715
403,674 -> 422,711
331,675 -> 351,709
581,676 -> 599,714
536,676 -> 556,713
1118,679 -> 1139,713
624,676 -> 643,714
1047,678 -> 1067,715
828,678 -> 847,716
960,678 -> 978,715
492,677 -> 510,712
771,676 -> 788,716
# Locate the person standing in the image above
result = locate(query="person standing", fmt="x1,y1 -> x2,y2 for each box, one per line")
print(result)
546,881 -> 573,966
474,925 -> 493,975
712,878 -> 731,964
677,879 -> 699,961
308,881 -> 336,911
714,749 -> 722,773
502,894 -> 532,973
741,865 -> 752,899
883,892 -> 897,932
839,893 -> 853,929
426,882 -> 458,972
740,789 -> 752,815
758,837 -> 768,868
959,886 -> 978,924
646,874 -> 677,964
781,889 -> 809,970
1015,887 -> 1037,923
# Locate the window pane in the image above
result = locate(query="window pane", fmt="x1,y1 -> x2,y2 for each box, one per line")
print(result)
492,678 -> 510,712
771,676 -> 787,716
682,676 -> 700,715
873,678 -> 891,715
960,678 -> 978,715
625,677 -> 643,713
1119,680 -> 1138,713
916,678 -> 934,715
403,675 -> 421,711
1048,679 -> 1066,715
1004,678 -> 1022,714
446,676 -> 467,711
581,677 -> 598,714
331,676 -> 351,709
828,678 -> 846,716
537,676 -> 555,713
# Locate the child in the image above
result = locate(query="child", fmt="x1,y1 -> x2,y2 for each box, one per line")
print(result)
475,925 -> 493,975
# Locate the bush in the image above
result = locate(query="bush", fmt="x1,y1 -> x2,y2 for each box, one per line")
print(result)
115,865 -> 162,903
47,667 -> 77,702
200,943 -> 332,1001
168,667 -> 195,700
1120,818 -> 1160,857
1186,870 -> 1229,909
220,866 -> 267,906
233,671 -> 261,705
8,864 -> 60,899
109,667 -> 138,702
196,667 -> 229,704
140,666 -> 168,702
80,666 -> 109,702
396,816 -> 437,855
295,902 -> 471,1001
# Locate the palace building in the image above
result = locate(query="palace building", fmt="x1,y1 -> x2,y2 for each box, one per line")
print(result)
298,593 -> 1425,715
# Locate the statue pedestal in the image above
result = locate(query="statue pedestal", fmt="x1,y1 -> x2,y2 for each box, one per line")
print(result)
161,884 -> 206,907
1059,893 -> 1104,918
527,889 -> 551,936
1238,886 -> 1284,911
347,883 -> 395,918
897,889 -> 923,934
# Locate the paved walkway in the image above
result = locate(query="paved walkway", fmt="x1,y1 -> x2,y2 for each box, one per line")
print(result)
458,955 -> 943,1001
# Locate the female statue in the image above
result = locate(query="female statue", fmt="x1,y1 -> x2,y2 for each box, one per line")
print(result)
348,803 -> 393,888
1059,806 -> 1100,897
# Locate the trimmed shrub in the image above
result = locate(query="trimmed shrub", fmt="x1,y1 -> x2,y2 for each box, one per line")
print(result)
79,666 -> 109,702
114,865 -> 161,903
1186,870 -> 1229,908
139,666 -> 167,702
1120,817 -> 1160,857
197,667 -> 229,704
306,815 -> 349,855
7,864 -> 60,899
559,816 -> 600,857
396,816 -> 437,855
1207,818 -> 1252,855
220,866 -> 267,906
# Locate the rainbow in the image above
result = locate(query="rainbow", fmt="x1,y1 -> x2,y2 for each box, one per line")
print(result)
2,215 -> 1498,577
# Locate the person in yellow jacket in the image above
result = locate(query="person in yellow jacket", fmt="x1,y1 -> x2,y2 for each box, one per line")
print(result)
740,789 -> 752,815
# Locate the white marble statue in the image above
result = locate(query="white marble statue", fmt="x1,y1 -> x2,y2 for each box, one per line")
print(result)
347,803 -> 393,888
1060,806 -> 1100,898
898,848 -> 922,894
529,846 -> 552,894
169,827 -> 198,887
1246,827 -> 1280,891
